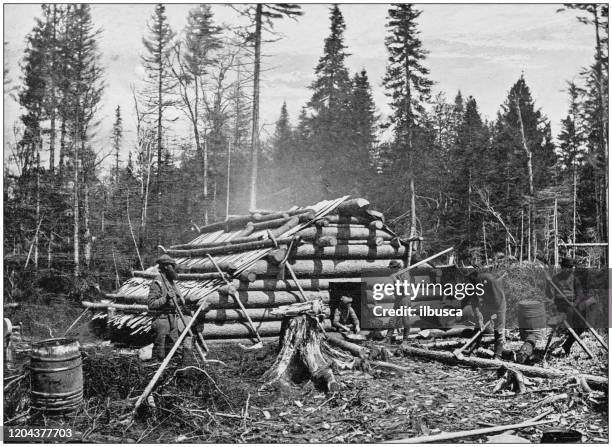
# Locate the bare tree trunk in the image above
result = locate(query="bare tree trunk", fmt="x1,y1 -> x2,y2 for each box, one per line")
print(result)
554,198 -> 558,267
520,208 -> 524,264
527,203 -> 532,262
156,40 -> 163,245
249,4 -> 262,210
73,140 -> 80,278
83,181 -> 91,269
34,151 -> 40,271
203,137 -> 209,224
515,98 -> 535,260
139,145 -> 152,251
572,167 -> 577,259
482,219 -> 488,265
47,232 -> 53,269
59,119 -> 66,180
226,141 -> 232,219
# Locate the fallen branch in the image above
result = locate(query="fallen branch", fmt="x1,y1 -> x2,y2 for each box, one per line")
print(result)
398,345 -> 607,386
389,418 -> 553,443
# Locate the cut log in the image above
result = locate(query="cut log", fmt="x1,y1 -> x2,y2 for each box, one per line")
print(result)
196,319 -> 331,339
314,236 -> 337,247
368,220 -> 384,230
319,215 -> 373,226
297,226 -> 392,241
195,209 -> 311,233
315,237 -> 384,248
398,346 -> 608,386
251,209 -> 312,222
267,248 -> 288,265
82,301 -> 150,312
336,198 -> 370,216
294,244 -> 405,260
110,290 -> 330,308
251,212 -> 313,231
268,216 -> 301,238
326,332 -> 369,358
170,234 -> 266,250
205,336 -> 279,347
201,307 -> 330,322
132,271 -> 222,280
229,278 -> 361,292
239,271 -> 258,283
166,237 -> 295,258
237,259 -> 399,279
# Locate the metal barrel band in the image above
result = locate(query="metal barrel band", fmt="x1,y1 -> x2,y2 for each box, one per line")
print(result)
30,353 -> 82,362
31,388 -> 83,398
29,363 -> 82,373
32,397 -> 83,409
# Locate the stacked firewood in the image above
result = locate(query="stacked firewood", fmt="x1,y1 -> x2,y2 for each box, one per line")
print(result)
87,197 -> 413,343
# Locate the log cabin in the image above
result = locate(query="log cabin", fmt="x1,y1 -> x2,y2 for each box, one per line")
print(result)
90,196 -> 429,344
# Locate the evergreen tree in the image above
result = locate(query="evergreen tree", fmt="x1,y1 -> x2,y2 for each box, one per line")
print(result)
348,69 -> 378,196
306,5 -> 354,199
489,76 -> 554,259
382,3 -> 433,245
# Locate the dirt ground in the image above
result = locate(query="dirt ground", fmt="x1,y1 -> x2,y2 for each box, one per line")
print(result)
3,302 -> 609,443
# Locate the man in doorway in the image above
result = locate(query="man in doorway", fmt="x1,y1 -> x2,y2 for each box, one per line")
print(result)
147,254 -> 194,363
332,296 -> 361,334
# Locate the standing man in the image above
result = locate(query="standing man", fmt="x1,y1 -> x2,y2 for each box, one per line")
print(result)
547,257 -> 590,356
464,269 -> 507,359
147,255 -> 194,363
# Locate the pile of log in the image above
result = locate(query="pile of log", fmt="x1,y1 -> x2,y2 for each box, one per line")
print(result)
92,197 -> 409,343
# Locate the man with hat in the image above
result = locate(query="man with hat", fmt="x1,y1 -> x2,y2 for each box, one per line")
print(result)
547,256 -> 590,356
332,296 -> 361,334
147,254 -> 194,363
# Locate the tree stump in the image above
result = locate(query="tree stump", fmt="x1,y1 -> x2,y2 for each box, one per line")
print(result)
262,305 -> 353,393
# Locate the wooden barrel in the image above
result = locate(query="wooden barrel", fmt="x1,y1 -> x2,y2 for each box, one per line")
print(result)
30,338 -> 83,413
517,300 -> 546,343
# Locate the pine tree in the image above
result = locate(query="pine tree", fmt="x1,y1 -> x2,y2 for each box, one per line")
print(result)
141,4 -> 176,234
112,105 -> 123,183
490,75 -> 554,259
448,96 -> 490,249
382,3 -> 433,248
306,5 -> 353,199
348,69 -> 378,196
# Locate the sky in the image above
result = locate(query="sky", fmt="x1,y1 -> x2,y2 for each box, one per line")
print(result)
3,3 -> 596,168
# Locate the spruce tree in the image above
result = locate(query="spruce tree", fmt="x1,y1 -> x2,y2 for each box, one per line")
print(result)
382,3 -> 432,246
306,5 -> 353,199
348,69 -> 378,196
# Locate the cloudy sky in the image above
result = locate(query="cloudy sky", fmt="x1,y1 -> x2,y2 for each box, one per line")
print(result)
3,3 -> 596,165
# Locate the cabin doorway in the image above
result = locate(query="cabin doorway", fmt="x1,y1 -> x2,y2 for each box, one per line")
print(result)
329,282 -> 362,322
